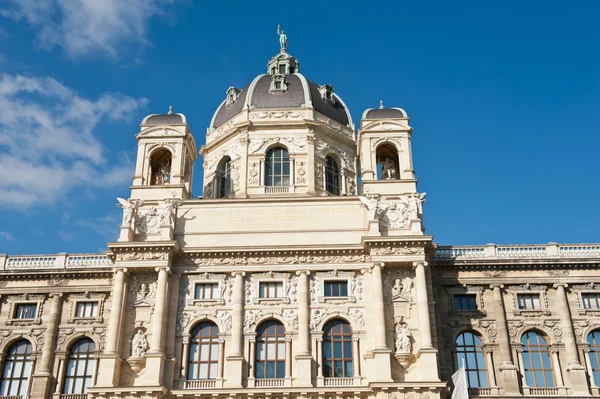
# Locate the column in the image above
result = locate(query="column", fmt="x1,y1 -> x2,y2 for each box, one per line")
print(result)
163,272 -> 181,389
259,159 -> 265,186
230,272 -> 245,356
554,284 -> 590,394
551,347 -> 565,387
53,355 -> 66,396
341,170 -> 347,195
484,347 -> 497,388
516,349 -> 527,388
285,336 -> 292,385
413,261 -> 432,349
218,339 -> 225,379
584,350 -> 598,388
316,337 -> 324,386
105,268 -> 128,354
490,284 -> 520,395
224,271 -> 245,388
150,267 -> 170,353
352,337 -> 361,378
371,263 -> 388,350
289,157 -> 295,189
248,338 -> 256,387
181,337 -> 190,382
296,271 -> 310,355
39,294 -> 62,373
306,134 -> 316,194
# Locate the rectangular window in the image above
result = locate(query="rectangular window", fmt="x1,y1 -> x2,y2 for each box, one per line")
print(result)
324,281 -> 348,297
517,294 -> 541,310
279,64 -> 286,74
453,294 -> 478,311
259,282 -> 284,298
75,302 -> 98,318
14,303 -> 37,319
275,81 -> 282,90
582,293 -> 600,310
194,283 -> 219,300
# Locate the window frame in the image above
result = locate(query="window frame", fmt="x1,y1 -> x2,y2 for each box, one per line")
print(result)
258,281 -> 284,299
454,331 -> 489,388
74,301 -> 99,319
453,294 -> 478,311
324,155 -> 341,196
67,293 -> 105,324
521,330 -> 555,388
187,321 -> 220,381
264,147 -> 290,187
255,320 -> 286,379
324,280 -> 349,298
511,285 -> 550,316
577,286 -> 600,315
445,286 -> 485,316
185,275 -> 225,307
0,339 -> 33,397
216,157 -> 232,199
194,283 -> 220,300
62,338 -> 96,395
4,296 -> 44,325
322,319 -> 354,378
13,303 -> 37,320
587,330 -> 600,387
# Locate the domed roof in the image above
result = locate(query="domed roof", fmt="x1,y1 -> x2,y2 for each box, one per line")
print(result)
210,49 -> 352,130
362,102 -> 407,119
141,107 -> 187,125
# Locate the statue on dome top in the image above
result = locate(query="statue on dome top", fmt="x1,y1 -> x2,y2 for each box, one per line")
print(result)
277,24 -> 288,51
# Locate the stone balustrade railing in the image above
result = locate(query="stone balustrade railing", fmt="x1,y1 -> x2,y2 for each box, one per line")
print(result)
0,253 -> 113,270
435,243 -> 600,260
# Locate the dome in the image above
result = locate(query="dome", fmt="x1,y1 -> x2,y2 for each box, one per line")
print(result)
362,105 -> 407,119
210,51 -> 352,129
141,107 -> 187,125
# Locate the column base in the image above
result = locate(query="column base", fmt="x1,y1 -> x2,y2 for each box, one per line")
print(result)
224,355 -> 244,388
498,361 -> 521,395
95,353 -> 123,387
31,372 -> 54,399
295,354 -> 313,387
370,348 -> 393,382
567,363 -> 591,396
368,220 -> 381,236
137,353 -> 166,385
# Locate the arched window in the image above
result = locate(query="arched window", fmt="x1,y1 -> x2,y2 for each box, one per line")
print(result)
216,157 -> 232,198
325,156 -> 340,195
265,147 -> 290,187
587,330 -> 600,386
521,331 -> 555,388
323,319 -> 353,378
150,149 -> 172,185
455,331 -> 488,388
255,320 -> 285,379
0,339 -> 33,397
63,338 -> 95,394
376,143 -> 399,180
188,321 -> 219,380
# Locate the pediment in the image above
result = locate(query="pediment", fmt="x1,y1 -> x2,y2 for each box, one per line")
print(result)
361,120 -> 409,132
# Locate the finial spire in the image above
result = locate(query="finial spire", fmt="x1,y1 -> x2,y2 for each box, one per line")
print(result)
277,24 -> 288,52
379,100 -> 384,109
167,106 -> 173,115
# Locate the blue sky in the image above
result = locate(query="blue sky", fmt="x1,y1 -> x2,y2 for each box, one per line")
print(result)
0,0 -> 599,255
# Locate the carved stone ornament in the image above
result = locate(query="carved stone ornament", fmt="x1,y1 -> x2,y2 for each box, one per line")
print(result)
180,252 -> 367,267
176,312 -> 192,334
128,275 -> 158,306
314,115 -> 354,138
135,207 -> 161,234
484,270 -> 507,278
250,110 -> 304,120
219,310 -> 232,334
315,140 -> 355,172
371,245 -> 424,256
352,273 -> 364,303
130,329 -> 148,359
548,270 -> 570,277
117,251 -> 169,261
249,137 -> 307,154
347,308 -> 365,330
243,310 -> 262,332
281,309 -> 298,331
394,320 -> 412,354
371,136 -> 403,151
310,309 -> 327,331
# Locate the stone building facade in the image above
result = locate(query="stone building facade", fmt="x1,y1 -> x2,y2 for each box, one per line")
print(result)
0,42 -> 599,399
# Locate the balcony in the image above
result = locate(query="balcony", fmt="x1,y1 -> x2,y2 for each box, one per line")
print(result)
467,388 -> 496,396
523,387 -> 561,396
0,396 -> 24,399
323,377 -> 356,387
265,186 -> 290,194
60,395 -> 88,399
183,379 -> 218,389
255,378 -> 286,388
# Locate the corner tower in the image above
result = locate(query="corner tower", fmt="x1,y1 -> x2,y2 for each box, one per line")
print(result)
130,108 -> 198,201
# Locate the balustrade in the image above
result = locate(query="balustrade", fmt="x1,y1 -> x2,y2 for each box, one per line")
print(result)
435,243 -> 600,260
1,253 -> 112,269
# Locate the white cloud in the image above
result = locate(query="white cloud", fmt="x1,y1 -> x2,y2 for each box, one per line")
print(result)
0,73 -> 147,209
0,232 -> 14,242
1,0 -> 174,59
75,212 -> 121,242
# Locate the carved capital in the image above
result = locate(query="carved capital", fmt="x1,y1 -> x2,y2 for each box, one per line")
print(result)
490,283 -> 504,290
553,283 -> 568,290
114,267 -> 128,275
231,271 -> 246,277
48,293 -> 63,299
412,261 -> 428,269
155,266 -> 171,274
295,270 -> 311,276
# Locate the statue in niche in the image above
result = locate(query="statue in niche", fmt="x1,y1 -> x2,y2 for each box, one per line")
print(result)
116,198 -> 142,227
406,193 -> 426,220
395,322 -> 412,353
131,329 -> 148,358
277,24 -> 288,51
380,157 -> 397,180
137,283 -> 150,301
392,278 -> 403,296
401,276 -> 413,296
156,160 -> 171,185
